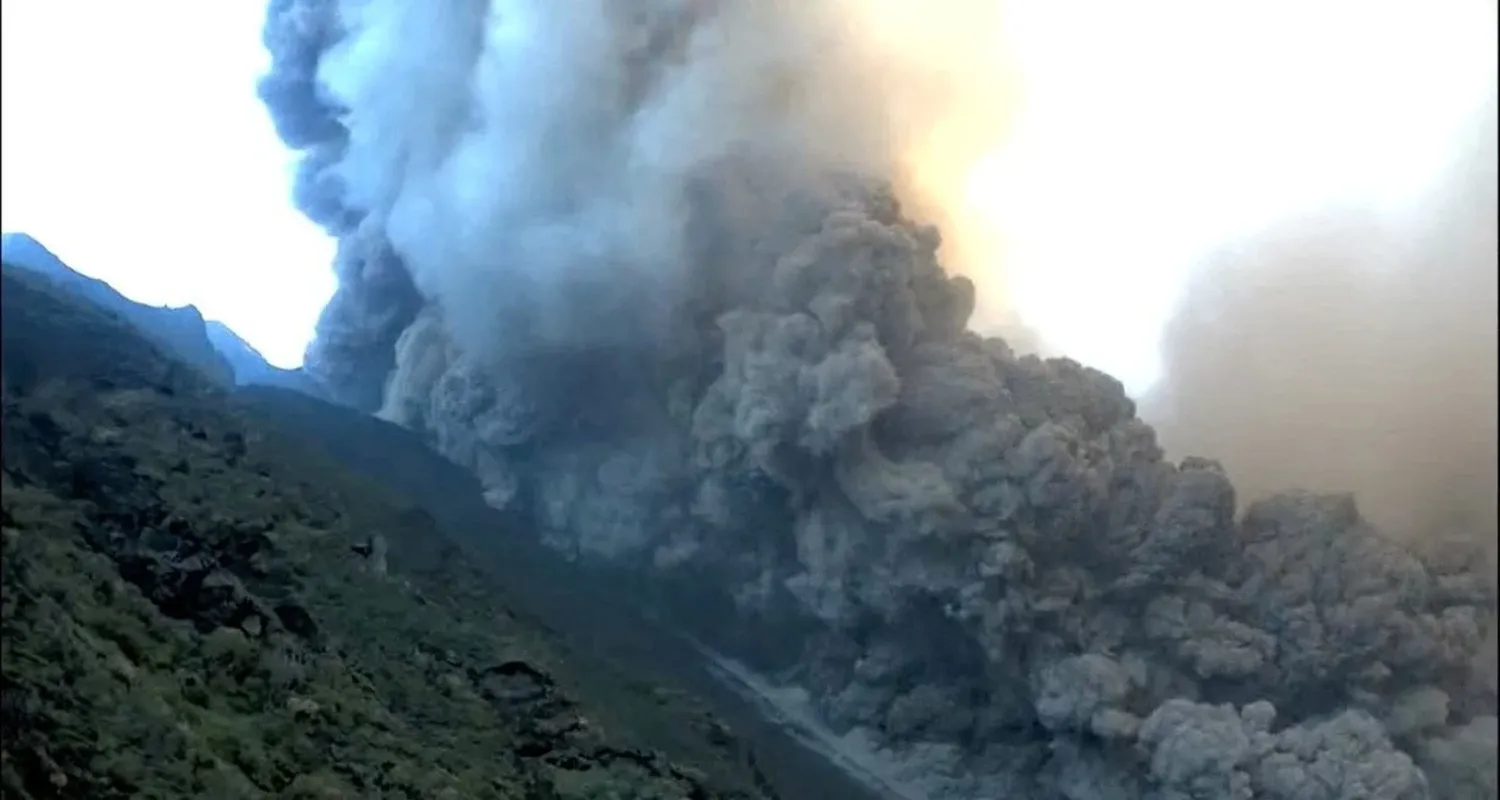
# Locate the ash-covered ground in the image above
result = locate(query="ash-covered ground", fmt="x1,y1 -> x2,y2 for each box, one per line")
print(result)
258,2 -> 1498,797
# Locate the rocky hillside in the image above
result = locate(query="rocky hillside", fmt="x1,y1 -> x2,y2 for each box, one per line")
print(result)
0,263 -> 785,799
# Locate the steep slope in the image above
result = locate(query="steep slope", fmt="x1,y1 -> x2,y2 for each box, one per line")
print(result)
0,232 -> 332,402
0,263 -> 782,799
205,320 -> 327,398
227,385 -> 902,800
1,232 -> 236,387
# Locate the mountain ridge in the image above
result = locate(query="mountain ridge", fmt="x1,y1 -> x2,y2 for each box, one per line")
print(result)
0,232 -> 325,401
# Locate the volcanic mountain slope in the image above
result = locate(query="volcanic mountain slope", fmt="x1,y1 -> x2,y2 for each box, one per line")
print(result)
1,232 -> 328,401
0,263 -> 780,799
0,232 -> 237,388
205,320 -> 328,399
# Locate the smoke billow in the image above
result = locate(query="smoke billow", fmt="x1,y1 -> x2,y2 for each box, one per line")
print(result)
1146,114 -> 1499,547
306,1 -> 978,361
258,1 -> 1498,797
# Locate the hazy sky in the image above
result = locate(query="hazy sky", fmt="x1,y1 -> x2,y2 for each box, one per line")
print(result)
0,1 -> 1492,383
0,1 -> 334,368
965,0 -> 1495,391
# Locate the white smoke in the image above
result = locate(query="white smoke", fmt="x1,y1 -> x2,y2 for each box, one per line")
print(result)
314,0 -> 953,364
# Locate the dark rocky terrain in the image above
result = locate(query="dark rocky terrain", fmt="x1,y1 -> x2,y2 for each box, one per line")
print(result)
0,262 -> 832,799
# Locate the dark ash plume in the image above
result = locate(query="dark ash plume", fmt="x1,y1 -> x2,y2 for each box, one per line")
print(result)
257,2 -> 1497,796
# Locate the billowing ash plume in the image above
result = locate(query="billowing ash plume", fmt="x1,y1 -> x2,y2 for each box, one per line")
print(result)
1145,106 -> 1499,552
259,1 -> 1497,797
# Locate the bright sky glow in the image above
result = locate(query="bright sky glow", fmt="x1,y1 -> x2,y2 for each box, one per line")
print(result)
0,1 -> 335,368
957,0 -> 1498,392
0,1 -> 1493,386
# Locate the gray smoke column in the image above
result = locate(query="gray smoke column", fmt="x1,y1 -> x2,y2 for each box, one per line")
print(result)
258,1 -> 1497,797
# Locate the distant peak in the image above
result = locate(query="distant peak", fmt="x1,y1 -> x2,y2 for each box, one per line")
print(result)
2,231 -> 57,256
1,232 -> 70,276
205,318 -> 269,361
1,231 -> 44,246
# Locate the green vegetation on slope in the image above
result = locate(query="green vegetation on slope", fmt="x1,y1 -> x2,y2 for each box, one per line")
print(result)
0,264 -> 775,799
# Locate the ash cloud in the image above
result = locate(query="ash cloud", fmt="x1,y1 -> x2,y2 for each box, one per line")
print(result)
1145,104 -> 1499,556
257,1 -> 1498,797
308,0 -> 927,367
